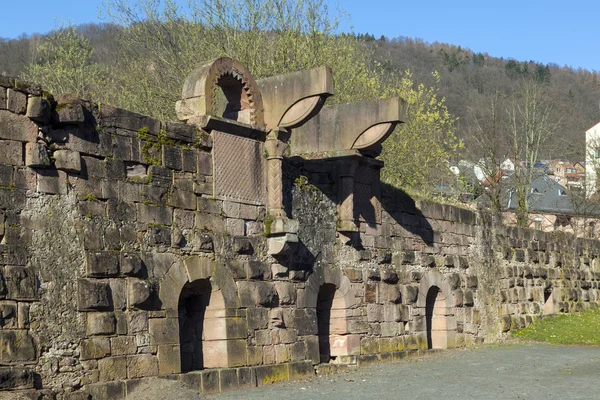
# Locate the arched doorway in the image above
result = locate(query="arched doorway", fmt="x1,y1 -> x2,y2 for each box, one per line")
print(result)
426,286 -> 448,349
178,278 -> 227,372
317,283 -> 336,362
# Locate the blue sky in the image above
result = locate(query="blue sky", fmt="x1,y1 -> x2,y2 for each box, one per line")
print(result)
0,0 -> 597,71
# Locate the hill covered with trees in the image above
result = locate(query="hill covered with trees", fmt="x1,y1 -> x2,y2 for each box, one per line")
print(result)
1,0 -> 598,198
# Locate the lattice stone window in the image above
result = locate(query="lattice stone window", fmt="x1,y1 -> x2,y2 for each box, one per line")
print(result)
213,130 -> 265,204
353,165 -> 381,224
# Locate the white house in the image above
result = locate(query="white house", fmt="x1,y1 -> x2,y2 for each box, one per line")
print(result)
585,122 -> 600,197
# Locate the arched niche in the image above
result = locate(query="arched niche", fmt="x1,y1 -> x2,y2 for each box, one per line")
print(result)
305,266 -> 358,362
416,270 -> 457,350
177,57 -> 265,128
157,257 -> 241,373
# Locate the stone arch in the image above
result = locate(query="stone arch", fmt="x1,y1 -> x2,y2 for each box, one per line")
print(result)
177,57 -> 264,128
416,270 -> 456,350
157,256 -> 241,374
305,265 -> 358,362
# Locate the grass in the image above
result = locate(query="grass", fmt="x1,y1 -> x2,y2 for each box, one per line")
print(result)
513,306 -> 600,345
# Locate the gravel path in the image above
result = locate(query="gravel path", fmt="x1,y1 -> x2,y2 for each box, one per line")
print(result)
211,343 -> 600,400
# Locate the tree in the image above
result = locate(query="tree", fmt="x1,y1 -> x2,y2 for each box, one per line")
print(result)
99,0 -> 384,120
21,26 -> 109,99
508,80 -> 560,227
464,91 -> 510,212
380,71 -> 462,195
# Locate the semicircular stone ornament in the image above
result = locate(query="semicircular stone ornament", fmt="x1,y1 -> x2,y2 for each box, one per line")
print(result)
351,122 -> 395,150
176,57 -> 265,129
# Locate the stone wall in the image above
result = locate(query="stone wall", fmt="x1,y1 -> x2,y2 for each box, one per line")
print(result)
1,70 -> 600,400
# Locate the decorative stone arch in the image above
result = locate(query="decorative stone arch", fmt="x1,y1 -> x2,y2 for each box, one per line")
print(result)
176,57 -> 264,128
156,256 -> 241,374
416,270 -> 457,350
305,265 -> 358,362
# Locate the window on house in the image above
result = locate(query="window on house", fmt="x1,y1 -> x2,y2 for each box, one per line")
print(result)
531,188 -> 540,194
595,148 -> 600,159
534,218 -> 542,231
558,189 -> 567,196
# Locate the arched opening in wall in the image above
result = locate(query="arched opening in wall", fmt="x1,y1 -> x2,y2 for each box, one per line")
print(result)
543,286 -> 555,315
178,279 -> 227,372
317,283 -> 336,363
215,74 -> 251,124
425,286 -> 448,350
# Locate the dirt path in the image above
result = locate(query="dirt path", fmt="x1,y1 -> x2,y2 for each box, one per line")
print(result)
210,343 -> 600,400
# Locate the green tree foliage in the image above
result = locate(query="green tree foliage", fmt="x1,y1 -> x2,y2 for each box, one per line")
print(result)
99,0 -> 384,120
21,26 -> 109,99
380,71 -> 462,193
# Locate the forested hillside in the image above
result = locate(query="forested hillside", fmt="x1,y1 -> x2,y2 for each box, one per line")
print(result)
1,0 -> 598,206
3,25 -> 597,161
372,36 -> 600,160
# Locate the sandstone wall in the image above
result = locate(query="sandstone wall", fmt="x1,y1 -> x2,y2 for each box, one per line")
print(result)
1,77 -> 599,399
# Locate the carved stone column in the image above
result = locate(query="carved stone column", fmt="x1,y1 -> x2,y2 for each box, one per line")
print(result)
338,158 -> 359,233
265,130 -> 298,256
265,129 -> 289,218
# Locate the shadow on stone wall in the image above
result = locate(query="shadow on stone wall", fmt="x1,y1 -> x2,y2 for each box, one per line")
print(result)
282,157 -> 434,251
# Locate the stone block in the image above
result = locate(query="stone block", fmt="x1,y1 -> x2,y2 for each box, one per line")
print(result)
275,282 -> 296,305
54,149 -> 82,173
293,309 -> 318,335
367,304 -> 384,322
162,145 -> 182,170
360,336 -> 379,355
80,338 -> 110,360
26,96 -> 51,123
127,278 -> 151,309
86,381 -> 125,400
330,334 -> 361,356
149,317 -> 178,345
78,279 -> 112,311
0,301 -> 17,329
87,312 -> 116,336
0,330 -> 36,363
55,100 -> 85,124
218,368 -> 239,392
226,218 -> 245,236
201,369 -> 220,394
157,344 -> 181,375
7,89 -> 26,114
86,251 -> 120,278
255,364 -> 289,386
121,253 -> 146,277
127,354 -> 159,379
5,266 -> 36,300
99,356 -> 128,382
137,203 -> 172,226
37,169 -> 68,194
111,336 -> 137,356
237,367 -> 257,388
197,151 -> 212,175
25,142 -> 51,167
109,279 -> 127,311
0,110 -> 38,142
0,366 -> 35,390
0,140 -> 23,165
237,281 -> 278,307
169,188 -> 196,210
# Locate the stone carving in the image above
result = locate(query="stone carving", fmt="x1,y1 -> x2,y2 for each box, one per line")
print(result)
176,57 -> 264,129
258,66 -> 333,130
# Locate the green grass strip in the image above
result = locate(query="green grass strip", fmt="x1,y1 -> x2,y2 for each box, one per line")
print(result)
513,306 -> 600,345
